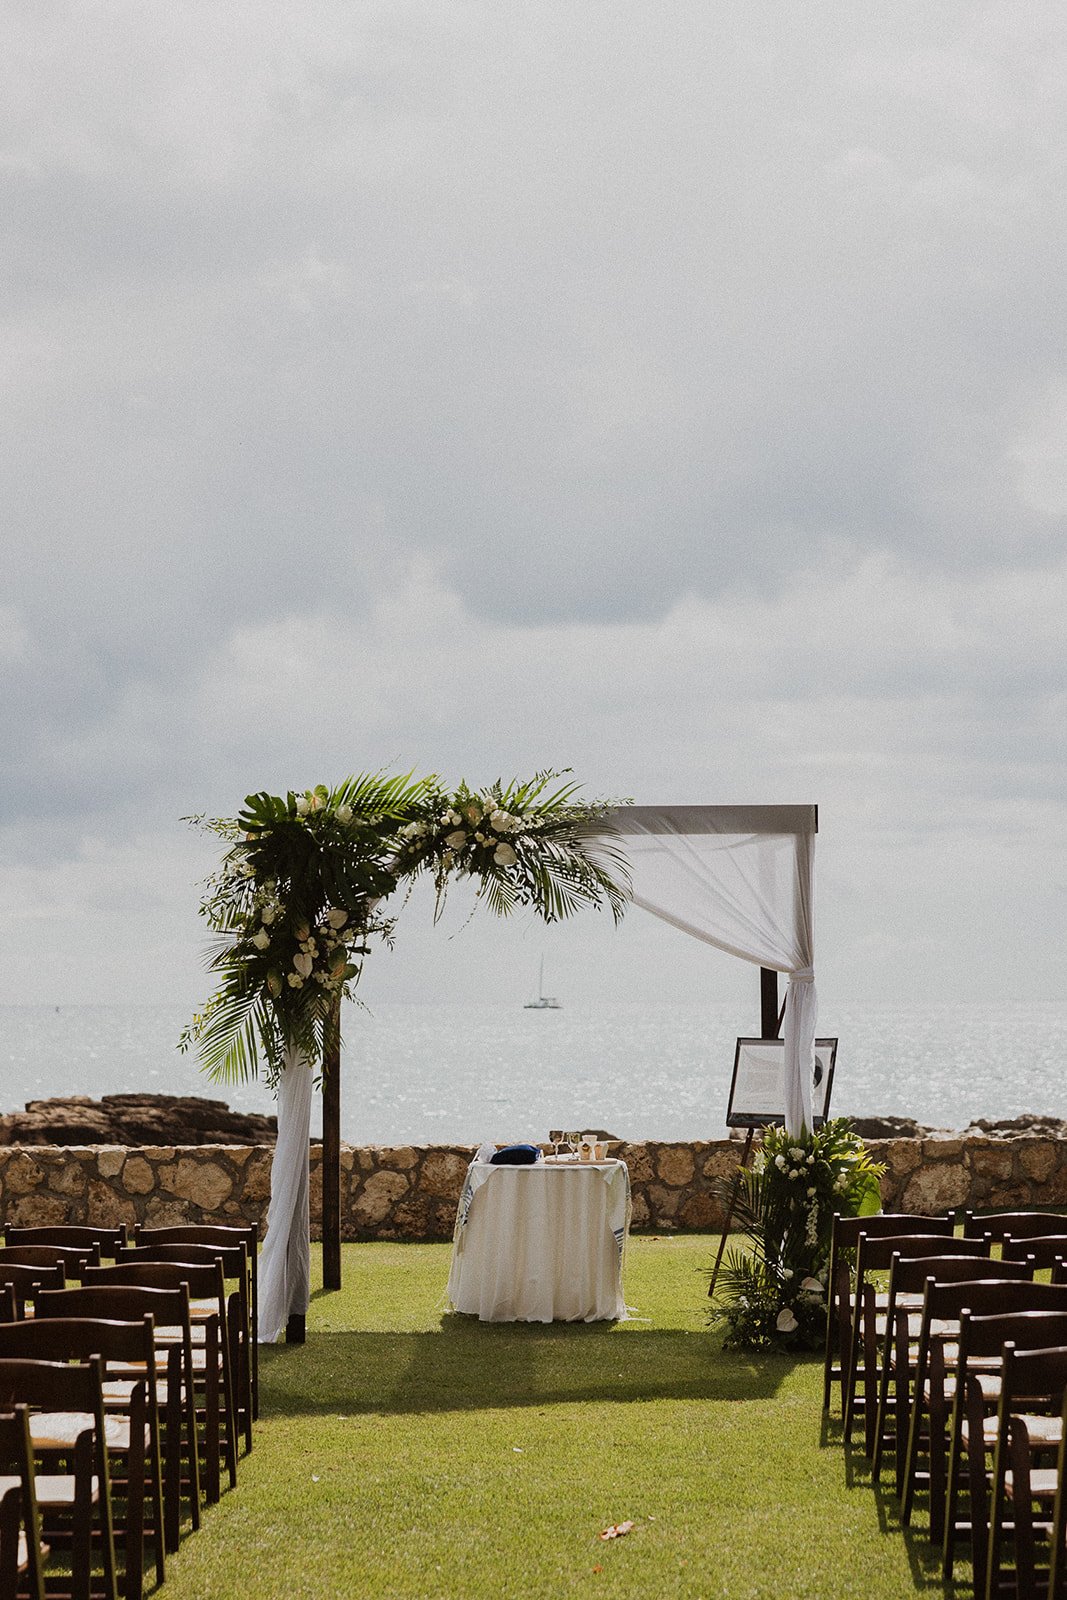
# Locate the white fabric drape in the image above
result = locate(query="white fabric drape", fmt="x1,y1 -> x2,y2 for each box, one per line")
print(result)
603,805 -> 818,1134
258,1044 -> 314,1343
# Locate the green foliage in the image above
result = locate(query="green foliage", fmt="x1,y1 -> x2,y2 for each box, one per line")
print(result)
181,768 -> 630,1085
711,1119 -> 885,1352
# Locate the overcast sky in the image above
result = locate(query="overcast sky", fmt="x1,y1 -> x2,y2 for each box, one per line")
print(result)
2,1 -> 1065,1022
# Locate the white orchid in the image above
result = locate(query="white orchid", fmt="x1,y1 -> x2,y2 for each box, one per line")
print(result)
800,1277 -> 824,1296
293,952 -> 314,978
261,907 -> 276,926
493,842 -> 517,867
251,929 -> 270,950
287,973 -> 304,988
445,829 -> 467,849
326,907 -> 348,929
776,1308 -> 798,1333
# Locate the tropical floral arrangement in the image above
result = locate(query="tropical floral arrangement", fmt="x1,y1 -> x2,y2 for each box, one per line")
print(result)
180,769 -> 629,1086
710,1119 -> 884,1351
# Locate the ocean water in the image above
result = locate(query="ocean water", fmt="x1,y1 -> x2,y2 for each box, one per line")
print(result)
2,1000 -> 1066,1146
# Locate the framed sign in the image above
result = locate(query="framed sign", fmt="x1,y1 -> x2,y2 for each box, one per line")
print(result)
725,1037 -> 838,1130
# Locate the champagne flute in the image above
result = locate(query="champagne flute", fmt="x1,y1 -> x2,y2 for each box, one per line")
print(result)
549,1129 -> 563,1160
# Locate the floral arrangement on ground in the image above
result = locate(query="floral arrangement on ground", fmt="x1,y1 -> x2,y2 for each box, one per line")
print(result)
710,1119 -> 884,1351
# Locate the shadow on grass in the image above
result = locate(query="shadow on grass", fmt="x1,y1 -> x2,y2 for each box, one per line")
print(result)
260,1321 -> 796,1417
822,1430 -> 962,1597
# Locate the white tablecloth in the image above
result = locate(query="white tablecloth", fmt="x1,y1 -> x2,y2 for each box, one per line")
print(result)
446,1159 -> 631,1322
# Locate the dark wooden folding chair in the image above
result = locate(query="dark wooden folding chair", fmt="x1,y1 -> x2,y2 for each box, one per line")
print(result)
0,1320 -> 163,1600
985,1343 -> 1067,1600
822,1212 -> 955,1415
943,1310 -> 1067,1591
133,1224 -> 259,1419
81,1262 -> 235,1503
0,1286 -> 16,1326
871,1252 -> 1023,1489
0,1406 -> 47,1600
0,1264 -> 66,1319
118,1244 -> 253,1455
844,1232 -> 991,1455
5,1229 -> 127,1263
0,1357 -> 117,1600
1046,1386 -> 1067,1600
35,1286 -> 197,1557
899,1275 -> 1067,1542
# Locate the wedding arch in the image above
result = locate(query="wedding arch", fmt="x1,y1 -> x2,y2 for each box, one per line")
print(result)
185,780 -> 817,1343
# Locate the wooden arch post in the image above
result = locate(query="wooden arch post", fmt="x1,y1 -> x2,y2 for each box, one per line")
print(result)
322,997 -> 342,1292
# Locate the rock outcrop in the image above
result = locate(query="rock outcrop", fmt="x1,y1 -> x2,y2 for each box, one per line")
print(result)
0,1094 -> 277,1147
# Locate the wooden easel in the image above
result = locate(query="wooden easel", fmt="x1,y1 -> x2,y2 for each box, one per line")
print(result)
707,1126 -> 757,1298
708,968 -> 783,1300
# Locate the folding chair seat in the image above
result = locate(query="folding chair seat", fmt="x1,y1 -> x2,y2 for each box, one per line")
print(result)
844,1232 -> 991,1454
943,1310 -> 1067,1590
35,1287 -> 197,1556
0,1357 -> 117,1600
0,1265 -> 66,1319
871,1252 -> 1024,1488
822,1212 -> 954,1414
0,1320 -> 163,1600
81,1263 -> 235,1503
984,1343 -> 1067,1600
118,1244 -> 253,1455
133,1225 -> 259,1419
0,1406 -> 47,1600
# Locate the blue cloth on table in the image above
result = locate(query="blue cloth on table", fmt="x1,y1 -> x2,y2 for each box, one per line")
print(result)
488,1144 -> 542,1165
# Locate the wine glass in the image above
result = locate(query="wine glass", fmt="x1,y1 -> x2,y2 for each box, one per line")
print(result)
549,1129 -> 563,1160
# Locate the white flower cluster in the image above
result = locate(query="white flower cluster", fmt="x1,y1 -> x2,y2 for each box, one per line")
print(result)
284,907 -> 350,991
400,799 -> 526,870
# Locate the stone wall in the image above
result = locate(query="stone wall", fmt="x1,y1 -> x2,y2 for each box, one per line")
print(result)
2,1137 -> 1067,1239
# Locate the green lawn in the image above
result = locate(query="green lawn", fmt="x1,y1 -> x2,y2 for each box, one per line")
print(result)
158,1237 -> 956,1599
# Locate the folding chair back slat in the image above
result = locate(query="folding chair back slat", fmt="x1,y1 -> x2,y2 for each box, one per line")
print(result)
962,1211 -> 1067,1243
5,1226 -> 128,1260
1003,1236 -> 1067,1273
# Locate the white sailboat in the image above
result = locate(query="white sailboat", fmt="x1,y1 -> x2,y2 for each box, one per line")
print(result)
524,956 -> 561,1010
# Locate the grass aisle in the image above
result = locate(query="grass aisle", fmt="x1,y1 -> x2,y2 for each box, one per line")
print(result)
160,1237 -> 943,1599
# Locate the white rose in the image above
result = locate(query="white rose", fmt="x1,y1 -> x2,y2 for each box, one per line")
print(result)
474,832 -> 485,844
807,1186 -> 817,1197
445,830 -> 467,849
774,1154 -> 786,1169
293,952 -> 314,978
807,1155 -> 815,1165
327,908 -> 348,929
776,1308 -> 798,1333
252,929 -> 270,950
493,843 -> 517,867
789,1148 -> 804,1161
489,810 -> 509,830
261,907 -> 276,925
336,804 -> 353,824
295,796 -> 310,816
782,1268 -> 793,1280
